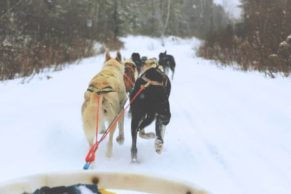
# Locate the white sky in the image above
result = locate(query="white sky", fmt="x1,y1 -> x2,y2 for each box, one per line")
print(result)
214,0 -> 242,19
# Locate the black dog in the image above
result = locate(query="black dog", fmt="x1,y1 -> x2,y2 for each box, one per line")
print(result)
131,52 -> 147,74
158,51 -> 176,79
130,66 -> 171,162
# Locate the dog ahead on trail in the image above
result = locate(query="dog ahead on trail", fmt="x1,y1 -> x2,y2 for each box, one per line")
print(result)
123,59 -> 138,93
81,51 -> 127,157
158,51 -> 176,79
130,58 -> 171,162
131,52 -> 148,74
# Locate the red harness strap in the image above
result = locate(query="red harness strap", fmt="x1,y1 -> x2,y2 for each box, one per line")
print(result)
98,82 -> 149,143
85,95 -> 100,164
124,73 -> 135,92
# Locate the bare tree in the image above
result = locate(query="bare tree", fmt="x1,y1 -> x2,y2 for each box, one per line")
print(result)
160,0 -> 171,45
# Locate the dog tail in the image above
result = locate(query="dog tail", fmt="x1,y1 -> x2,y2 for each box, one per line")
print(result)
81,91 -> 104,140
85,91 -> 105,123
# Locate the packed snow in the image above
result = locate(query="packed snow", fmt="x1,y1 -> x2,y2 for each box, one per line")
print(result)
0,36 -> 291,194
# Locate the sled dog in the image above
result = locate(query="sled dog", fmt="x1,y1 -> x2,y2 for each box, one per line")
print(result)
123,59 -> 138,93
131,52 -> 148,74
81,51 -> 127,157
130,59 -> 171,162
158,51 -> 176,79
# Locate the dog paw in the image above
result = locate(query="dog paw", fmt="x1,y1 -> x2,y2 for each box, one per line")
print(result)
116,135 -> 124,145
131,157 -> 140,164
131,152 -> 138,163
105,144 -> 113,158
139,131 -> 155,139
106,149 -> 112,158
155,139 -> 163,154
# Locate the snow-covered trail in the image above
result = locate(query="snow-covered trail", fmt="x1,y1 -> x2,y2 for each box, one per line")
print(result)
0,36 -> 291,194
173,57 -> 291,194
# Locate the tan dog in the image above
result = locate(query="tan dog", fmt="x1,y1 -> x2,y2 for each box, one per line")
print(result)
140,58 -> 164,75
123,59 -> 137,93
81,51 -> 127,157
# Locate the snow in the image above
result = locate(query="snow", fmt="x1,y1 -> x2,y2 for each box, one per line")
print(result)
1,36 -> 291,194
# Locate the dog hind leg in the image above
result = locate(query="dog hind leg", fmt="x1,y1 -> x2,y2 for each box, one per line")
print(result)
139,129 -> 156,139
154,115 -> 166,154
138,114 -> 156,139
106,111 -> 118,158
131,115 -> 140,162
116,108 -> 125,145
83,124 -> 95,147
99,122 -> 106,134
106,124 -> 117,158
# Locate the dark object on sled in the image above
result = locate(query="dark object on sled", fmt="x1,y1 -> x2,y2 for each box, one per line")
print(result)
0,172 -> 207,194
31,184 -> 100,194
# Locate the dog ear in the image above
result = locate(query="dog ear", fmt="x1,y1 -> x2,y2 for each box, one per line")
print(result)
116,51 -> 122,62
105,50 -> 111,61
164,50 -> 167,54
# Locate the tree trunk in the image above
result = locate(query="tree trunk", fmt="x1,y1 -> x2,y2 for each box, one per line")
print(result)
161,0 -> 171,46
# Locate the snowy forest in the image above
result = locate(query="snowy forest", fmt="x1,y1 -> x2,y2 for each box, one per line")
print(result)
2,0 -> 291,80
199,0 -> 291,77
0,0 -> 230,80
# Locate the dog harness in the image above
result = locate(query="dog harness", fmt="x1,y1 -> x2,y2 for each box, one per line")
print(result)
87,85 -> 114,95
141,75 -> 164,87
